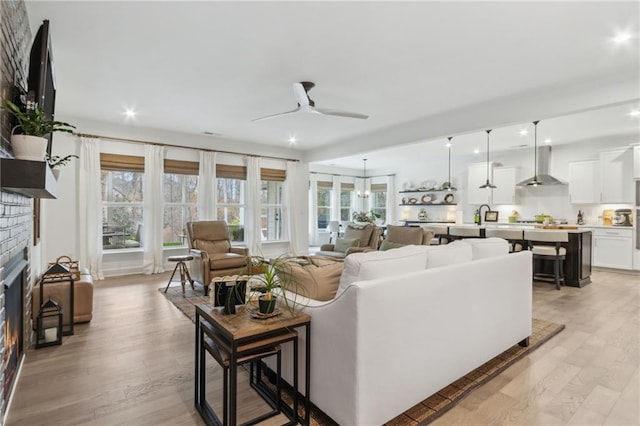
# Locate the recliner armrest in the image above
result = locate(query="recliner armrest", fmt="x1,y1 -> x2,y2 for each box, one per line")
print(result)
229,247 -> 249,256
190,248 -> 209,261
320,244 -> 335,251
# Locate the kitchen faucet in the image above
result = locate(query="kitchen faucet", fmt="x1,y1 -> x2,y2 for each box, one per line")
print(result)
478,204 -> 491,226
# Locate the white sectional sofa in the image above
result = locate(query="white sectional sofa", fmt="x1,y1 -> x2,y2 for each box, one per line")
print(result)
277,239 -> 533,426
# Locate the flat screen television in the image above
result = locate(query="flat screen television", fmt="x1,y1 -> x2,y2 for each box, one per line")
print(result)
28,19 -> 56,156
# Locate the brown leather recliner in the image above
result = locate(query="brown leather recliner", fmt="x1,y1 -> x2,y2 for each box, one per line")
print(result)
186,221 -> 249,295
317,223 -> 383,258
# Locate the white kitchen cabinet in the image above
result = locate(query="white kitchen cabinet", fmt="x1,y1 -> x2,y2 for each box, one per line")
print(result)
593,228 -> 633,270
600,148 -> 633,203
633,145 -> 640,179
467,162 -> 493,205
492,167 -> 519,205
568,160 -> 599,204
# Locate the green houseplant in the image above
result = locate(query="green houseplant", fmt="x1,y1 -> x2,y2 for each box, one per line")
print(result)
245,255 -> 315,315
1,99 -> 75,161
45,153 -> 79,179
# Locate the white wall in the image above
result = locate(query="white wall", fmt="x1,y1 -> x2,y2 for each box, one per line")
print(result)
40,117 -> 309,276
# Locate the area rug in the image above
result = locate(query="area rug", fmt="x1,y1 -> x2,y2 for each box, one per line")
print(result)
160,286 -> 565,425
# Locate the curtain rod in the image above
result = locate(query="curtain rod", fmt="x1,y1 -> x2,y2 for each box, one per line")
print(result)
73,132 -> 300,163
310,171 -> 396,178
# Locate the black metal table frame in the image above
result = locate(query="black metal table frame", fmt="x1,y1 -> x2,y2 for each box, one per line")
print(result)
194,305 -> 311,426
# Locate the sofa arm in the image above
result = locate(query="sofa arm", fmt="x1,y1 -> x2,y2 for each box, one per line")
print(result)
189,249 -> 210,288
320,244 -> 335,251
345,246 -> 370,256
230,247 -> 249,256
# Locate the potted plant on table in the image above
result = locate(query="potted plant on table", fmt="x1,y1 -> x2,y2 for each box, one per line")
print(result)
1,99 -> 75,161
245,255 -> 310,316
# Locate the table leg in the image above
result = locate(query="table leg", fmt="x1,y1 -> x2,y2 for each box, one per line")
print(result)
229,341 -> 238,426
194,312 -> 200,406
293,333 -> 299,424
305,323 -> 311,426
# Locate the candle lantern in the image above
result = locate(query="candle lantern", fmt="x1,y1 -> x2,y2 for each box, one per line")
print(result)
39,261 -> 74,336
36,298 -> 62,348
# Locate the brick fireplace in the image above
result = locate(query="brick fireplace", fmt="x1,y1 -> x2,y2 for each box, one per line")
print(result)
1,0 -> 35,418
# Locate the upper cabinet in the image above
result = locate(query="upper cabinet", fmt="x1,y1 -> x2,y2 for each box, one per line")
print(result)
467,163 -> 492,205
491,167 -> 519,205
634,145 -> 640,179
600,148 -> 633,203
568,160 -> 599,204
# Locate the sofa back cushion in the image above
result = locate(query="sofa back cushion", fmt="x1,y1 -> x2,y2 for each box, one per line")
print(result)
193,239 -> 231,254
424,241 -> 473,268
463,237 -> 509,259
339,245 -> 429,293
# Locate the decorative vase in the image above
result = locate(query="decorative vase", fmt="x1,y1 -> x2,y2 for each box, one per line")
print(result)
258,295 -> 277,314
10,134 -> 48,161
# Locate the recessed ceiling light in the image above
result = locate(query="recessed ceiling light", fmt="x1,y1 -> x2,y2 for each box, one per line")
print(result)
288,136 -> 297,145
628,109 -> 640,117
473,148 -> 480,155
445,142 -> 452,148
544,138 -> 552,144
613,31 -> 634,44
123,108 -> 137,118
519,129 -> 528,136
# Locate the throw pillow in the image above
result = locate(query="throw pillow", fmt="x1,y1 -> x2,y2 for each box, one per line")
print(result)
379,240 -> 406,251
279,256 -> 343,301
334,238 -> 360,253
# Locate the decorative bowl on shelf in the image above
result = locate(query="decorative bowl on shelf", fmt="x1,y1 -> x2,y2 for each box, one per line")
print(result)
421,194 -> 434,203
444,193 -> 455,204
408,198 -> 418,204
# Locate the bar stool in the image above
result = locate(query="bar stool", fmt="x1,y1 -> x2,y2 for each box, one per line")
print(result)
198,321 -> 298,425
164,255 -> 195,293
485,228 -> 525,253
422,225 -> 450,245
524,230 -> 568,290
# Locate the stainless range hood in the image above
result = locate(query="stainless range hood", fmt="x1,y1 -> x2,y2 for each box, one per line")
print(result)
517,145 -> 565,186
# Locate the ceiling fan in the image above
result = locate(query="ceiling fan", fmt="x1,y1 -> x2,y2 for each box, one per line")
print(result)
252,81 -> 369,121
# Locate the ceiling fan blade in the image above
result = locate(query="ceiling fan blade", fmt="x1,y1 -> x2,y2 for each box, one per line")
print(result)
314,107 -> 369,120
251,107 -> 301,122
292,82 -> 311,107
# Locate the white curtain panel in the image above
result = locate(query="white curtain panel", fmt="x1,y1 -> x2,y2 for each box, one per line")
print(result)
78,137 -> 104,279
246,156 -> 262,256
142,144 -> 165,274
284,161 -> 301,255
197,151 -> 217,220
331,175 -> 341,222
308,173 -> 318,246
385,174 -> 396,224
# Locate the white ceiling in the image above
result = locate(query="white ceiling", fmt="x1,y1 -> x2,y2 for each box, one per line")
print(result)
25,1 -> 639,168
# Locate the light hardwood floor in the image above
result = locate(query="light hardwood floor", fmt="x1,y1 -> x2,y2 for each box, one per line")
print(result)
5,269 -> 639,426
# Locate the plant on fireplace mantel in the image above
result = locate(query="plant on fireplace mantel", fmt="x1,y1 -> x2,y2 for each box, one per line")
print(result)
45,153 -> 79,179
1,99 -> 75,161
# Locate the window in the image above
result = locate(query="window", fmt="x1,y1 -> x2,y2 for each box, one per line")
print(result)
340,182 -> 355,222
163,173 -> 198,246
371,183 -> 387,224
316,181 -> 332,229
101,169 -> 144,250
261,180 -> 284,241
217,178 -> 245,242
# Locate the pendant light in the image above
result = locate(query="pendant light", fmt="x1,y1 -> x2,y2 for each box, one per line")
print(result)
526,120 -> 542,186
357,158 -> 370,198
478,129 -> 497,189
444,137 -> 457,191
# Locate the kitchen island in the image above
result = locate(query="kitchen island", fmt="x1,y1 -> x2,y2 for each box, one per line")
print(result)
403,222 -> 593,287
